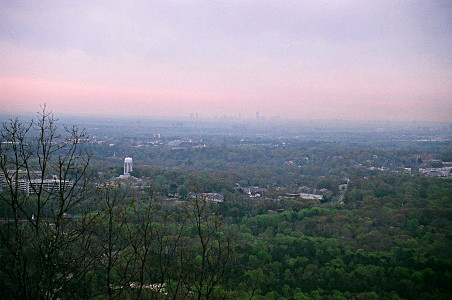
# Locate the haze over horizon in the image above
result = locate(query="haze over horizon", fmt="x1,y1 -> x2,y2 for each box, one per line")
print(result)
1,1 -> 451,122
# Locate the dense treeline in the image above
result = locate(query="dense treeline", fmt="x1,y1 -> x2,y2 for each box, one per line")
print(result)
1,111 -> 451,299
3,175 -> 450,298
218,175 -> 452,299
89,136 -> 451,194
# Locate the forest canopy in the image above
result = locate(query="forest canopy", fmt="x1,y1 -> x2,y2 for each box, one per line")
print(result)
1,111 -> 451,299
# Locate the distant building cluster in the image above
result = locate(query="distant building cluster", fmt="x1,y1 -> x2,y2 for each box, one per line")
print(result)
0,169 -> 73,196
419,167 -> 452,178
242,186 -> 268,198
200,193 -> 224,202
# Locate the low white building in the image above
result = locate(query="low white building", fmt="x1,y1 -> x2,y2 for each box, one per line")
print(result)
0,169 -> 73,196
300,193 -> 323,200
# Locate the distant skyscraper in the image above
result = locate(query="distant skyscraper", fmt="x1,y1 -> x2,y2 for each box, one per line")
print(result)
256,112 -> 260,120
124,157 -> 133,174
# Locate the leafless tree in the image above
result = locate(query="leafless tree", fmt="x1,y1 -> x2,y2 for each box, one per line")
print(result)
178,194 -> 234,300
92,183 -> 131,300
0,107 -> 93,299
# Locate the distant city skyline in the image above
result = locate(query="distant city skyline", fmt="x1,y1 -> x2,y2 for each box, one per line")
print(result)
1,1 -> 451,122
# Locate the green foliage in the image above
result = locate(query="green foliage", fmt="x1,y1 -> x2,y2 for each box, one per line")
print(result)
3,112 -> 452,298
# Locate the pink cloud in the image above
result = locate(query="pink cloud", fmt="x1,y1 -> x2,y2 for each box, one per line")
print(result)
0,76 -> 252,116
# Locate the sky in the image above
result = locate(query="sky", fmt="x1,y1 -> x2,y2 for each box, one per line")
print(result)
1,0 -> 451,122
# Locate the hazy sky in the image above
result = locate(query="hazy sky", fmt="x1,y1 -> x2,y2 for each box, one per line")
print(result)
1,1 -> 451,121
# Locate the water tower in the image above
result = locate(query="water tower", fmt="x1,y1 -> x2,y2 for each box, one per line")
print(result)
124,157 -> 133,175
